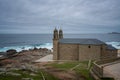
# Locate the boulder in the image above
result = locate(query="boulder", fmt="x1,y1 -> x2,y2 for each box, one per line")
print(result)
33,47 -> 38,50
6,49 -> 17,56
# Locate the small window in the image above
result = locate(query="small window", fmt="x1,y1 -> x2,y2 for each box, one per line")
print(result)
88,45 -> 91,48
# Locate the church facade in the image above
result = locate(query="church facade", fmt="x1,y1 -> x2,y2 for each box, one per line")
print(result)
53,28 -> 117,61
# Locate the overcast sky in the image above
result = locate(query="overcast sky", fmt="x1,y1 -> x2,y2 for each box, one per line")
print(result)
0,0 -> 120,34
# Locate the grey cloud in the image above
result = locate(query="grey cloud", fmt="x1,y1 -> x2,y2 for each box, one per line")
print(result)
0,0 -> 120,33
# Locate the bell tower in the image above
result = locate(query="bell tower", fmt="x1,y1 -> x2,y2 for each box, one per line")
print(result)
59,28 -> 63,39
53,28 -> 59,40
53,28 -> 59,60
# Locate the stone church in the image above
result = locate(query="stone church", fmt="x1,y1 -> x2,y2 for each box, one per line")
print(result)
53,28 -> 117,61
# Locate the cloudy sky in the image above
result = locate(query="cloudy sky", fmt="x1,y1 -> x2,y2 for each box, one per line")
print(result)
0,0 -> 120,34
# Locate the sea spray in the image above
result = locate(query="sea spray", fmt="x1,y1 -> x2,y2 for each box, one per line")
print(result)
0,43 -> 53,52
106,42 -> 120,49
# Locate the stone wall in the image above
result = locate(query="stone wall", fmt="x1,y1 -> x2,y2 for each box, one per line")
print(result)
104,49 -> 117,59
96,57 -> 120,65
101,45 -> 107,60
79,45 -> 101,61
53,39 -> 59,60
118,49 -> 120,56
118,49 -> 120,53
58,43 -> 79,60
100,45 -> 117,60
53,40 -> 118,61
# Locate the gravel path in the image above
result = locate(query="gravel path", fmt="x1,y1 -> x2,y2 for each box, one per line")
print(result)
35,54 -> 53,62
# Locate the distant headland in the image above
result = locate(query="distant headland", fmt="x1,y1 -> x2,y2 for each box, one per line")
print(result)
108,32 -> 120,34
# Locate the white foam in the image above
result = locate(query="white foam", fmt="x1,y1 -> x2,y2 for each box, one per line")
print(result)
0,43 -> 53,52
106,42 -> 120,49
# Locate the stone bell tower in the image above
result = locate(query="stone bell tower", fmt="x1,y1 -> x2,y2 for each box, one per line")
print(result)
53,28 -> 59,60
59,28 -> 63,39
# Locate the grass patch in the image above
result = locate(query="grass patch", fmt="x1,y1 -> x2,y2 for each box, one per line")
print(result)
41,70 -> 60,80
0,74 -> 22,80
48,61 -> 80,70
0,69 -> 60,80
48,61 -> 93,80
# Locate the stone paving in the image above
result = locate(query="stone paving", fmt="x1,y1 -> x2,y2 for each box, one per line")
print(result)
103,61 -> 120,80
35,54 -> 53,62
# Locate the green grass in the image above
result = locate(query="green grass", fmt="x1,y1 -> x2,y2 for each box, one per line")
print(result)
0,61 -> 93,80
42,70 -> 60,80
48,61 -> 93,80
0,74 -> 22,80
48,61 -> 80,70
0,69 -> 60,80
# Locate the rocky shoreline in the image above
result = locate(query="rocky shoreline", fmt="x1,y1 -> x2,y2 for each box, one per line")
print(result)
0,48 -> 52,70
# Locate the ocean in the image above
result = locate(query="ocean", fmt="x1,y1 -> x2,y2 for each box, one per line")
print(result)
0,34 -> 120,52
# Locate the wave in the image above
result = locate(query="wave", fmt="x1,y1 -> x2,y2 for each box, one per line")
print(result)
106,42 -> 120,49
0,43 -> 53,52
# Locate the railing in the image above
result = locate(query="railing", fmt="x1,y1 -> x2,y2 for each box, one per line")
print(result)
91,57 -> 120,79
92,62 -> 103,78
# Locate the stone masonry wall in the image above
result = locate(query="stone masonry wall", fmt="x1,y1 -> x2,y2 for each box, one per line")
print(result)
103,50 -> 117,59
54,42 -> 117,61
79,45 -> 101,61
53,40 -> 58,60
58,43 -> 79,60
101,45 -> 117,60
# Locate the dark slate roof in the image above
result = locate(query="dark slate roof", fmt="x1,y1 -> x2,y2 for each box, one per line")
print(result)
59,38 -> 105,45
107,45 -> 117,50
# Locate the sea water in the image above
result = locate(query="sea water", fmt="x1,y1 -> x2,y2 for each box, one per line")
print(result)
0,34 -> 120,52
